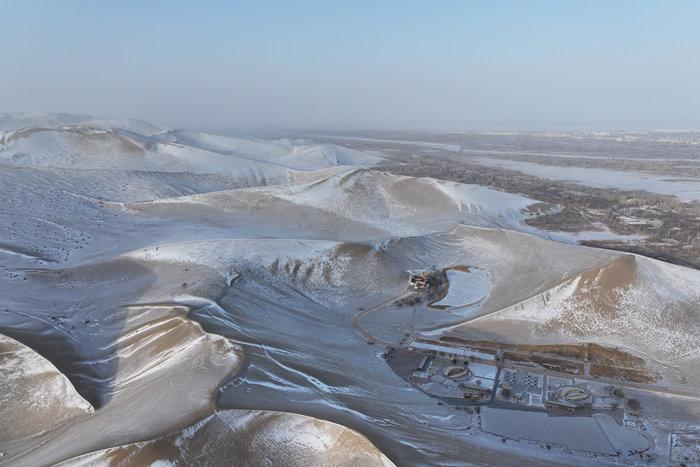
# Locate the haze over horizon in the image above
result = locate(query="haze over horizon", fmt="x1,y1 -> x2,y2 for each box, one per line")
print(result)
2,0 -> 699,130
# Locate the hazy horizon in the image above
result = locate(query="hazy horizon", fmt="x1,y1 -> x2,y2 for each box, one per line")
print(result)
2,4 -> 700,465
2,1 -> 699,131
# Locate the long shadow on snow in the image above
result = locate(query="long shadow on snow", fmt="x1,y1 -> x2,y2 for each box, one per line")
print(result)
0,258 -> 156,409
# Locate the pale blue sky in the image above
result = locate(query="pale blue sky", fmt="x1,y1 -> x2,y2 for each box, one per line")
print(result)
1,1 -> 699,130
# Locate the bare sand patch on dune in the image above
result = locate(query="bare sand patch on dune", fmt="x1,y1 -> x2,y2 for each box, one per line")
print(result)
0,334 -> 93,445
59,410 -> 395,467
6,302 -> 242,466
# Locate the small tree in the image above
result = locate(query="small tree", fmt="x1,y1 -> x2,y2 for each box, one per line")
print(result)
612,386 -> 625,398
627,398 -> 641,412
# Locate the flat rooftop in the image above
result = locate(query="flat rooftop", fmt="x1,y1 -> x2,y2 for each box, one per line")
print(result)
408,339 -> 496,361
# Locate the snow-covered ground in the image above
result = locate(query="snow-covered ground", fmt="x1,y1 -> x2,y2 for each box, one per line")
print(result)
1,113 -> 697,466
472,157 -> 700,202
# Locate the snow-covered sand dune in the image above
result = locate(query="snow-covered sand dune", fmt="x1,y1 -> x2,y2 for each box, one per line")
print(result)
0,112 -> 165,135
59,410 -> 395,467
151,129 -> 386,170
128,167 -> 551,243
400,228 -> 700,382
0,334 -> 93,445
1,114 -> 698,466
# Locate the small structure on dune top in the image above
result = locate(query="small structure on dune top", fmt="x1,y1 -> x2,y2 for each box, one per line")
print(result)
408,269 -> 436,291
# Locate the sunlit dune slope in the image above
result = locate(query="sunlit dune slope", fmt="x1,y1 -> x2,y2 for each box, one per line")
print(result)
59,410 -> 395,467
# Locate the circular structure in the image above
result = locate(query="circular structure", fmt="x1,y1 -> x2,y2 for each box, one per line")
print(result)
442,366 -> 471,380
431,375 -> 446,384
546,385 -> 594,411
559,386 -> 593,404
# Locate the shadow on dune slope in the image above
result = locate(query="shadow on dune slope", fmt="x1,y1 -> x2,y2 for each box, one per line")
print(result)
0,259 -> 156,408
